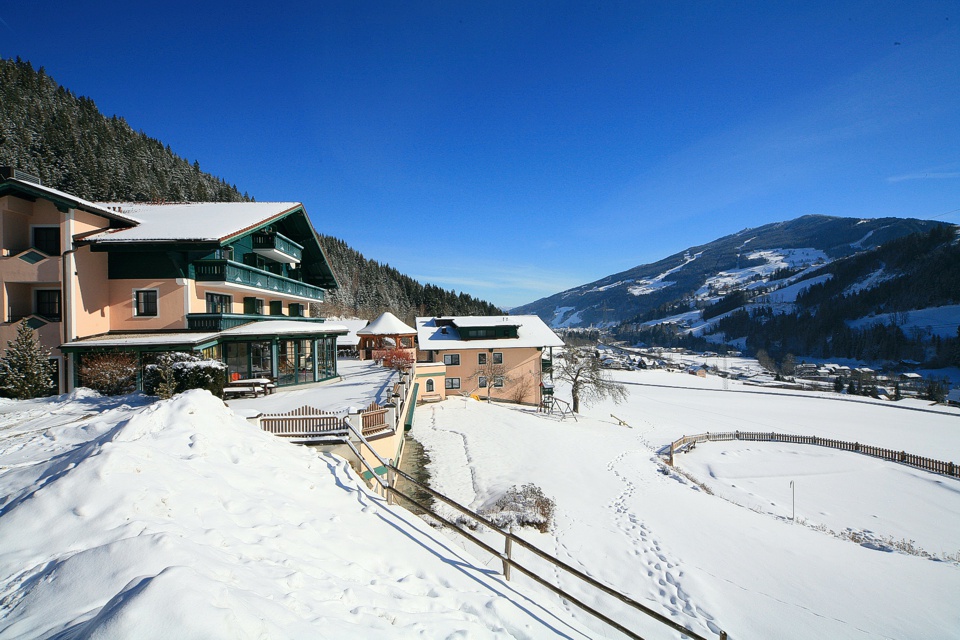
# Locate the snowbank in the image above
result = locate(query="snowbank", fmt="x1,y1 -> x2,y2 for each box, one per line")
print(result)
0,390 -> 590,639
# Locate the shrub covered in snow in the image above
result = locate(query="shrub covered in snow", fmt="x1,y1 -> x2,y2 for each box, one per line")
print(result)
143,352 -> 227,398
79,351 -> 139,396
479,483 -> 555,533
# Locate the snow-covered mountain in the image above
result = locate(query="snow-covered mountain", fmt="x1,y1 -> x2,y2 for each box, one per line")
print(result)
513,215 -> 943,329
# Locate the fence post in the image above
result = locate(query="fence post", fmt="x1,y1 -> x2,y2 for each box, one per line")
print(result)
503,533 -> 514,581
669,441 -> 675,466
387,463 -> 396,505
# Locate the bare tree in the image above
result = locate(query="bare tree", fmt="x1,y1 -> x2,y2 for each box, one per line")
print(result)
470,360 -> 512,403
553,349 -> 627,413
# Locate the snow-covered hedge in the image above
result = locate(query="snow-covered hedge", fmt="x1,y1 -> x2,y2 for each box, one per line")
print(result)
143,352 -> 227,398
478,483 -> 555,533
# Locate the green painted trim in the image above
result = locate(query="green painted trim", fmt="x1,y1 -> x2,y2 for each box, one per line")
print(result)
404,383 -> 419,431
414,371 -> 444,378
361,465 -> 388,481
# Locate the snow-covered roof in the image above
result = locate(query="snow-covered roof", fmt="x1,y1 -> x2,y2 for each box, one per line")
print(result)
0,178 -> 139,226
62,321 -> 347,350
333,319 -> 370,347
357,312 -> 416,336
416,315 -> 564,350
220,320 -> 348,337
442,316 -> 520,329
84,202 -> 303,243
62,332 -> 219,349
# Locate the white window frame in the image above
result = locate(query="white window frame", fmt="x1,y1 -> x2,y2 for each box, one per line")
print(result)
425,379 -> 435,393
133,288 -> 159,317
445,377 -> 460,390
34,287 -> 61,320
478,376 -> 487,388
493,352 -> 503,365
478,352 -> 487,365
493,376 -> 505,388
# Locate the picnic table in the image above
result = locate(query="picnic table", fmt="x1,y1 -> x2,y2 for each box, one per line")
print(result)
223,377 -> 276,398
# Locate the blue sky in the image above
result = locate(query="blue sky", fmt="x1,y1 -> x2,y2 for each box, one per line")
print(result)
2,1 -> 958,308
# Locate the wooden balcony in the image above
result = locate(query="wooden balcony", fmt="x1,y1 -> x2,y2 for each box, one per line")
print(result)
193,259 -> 324,301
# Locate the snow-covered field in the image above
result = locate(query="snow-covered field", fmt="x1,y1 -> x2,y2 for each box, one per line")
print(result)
0,386 -> 592,638
413,369 -> 960,639
3,363 -> 959,639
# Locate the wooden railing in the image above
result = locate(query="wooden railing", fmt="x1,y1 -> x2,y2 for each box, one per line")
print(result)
342,418 -> 725,640
260,405 -> 346,438
668,431 -> 959,478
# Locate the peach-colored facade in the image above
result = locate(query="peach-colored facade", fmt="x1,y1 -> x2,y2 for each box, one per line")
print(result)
1,181 -> 332,393
425,346 -> 545,404
414,362 -> 447,402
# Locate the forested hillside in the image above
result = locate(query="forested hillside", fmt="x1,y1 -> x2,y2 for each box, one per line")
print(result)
0,57 -> 501,320
0,58 -> 247,202
615,226 -> 960,368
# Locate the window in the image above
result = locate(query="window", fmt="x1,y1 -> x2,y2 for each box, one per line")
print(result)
494,376 -> 505,388
493,352 -> 503,365
478,353 -> 487,365
206,293 -> 232,314
478,376 -> 487,388
443,353 -> 460,366
269,300 -> 283,315
425,379 -> 435,392
243,297 -> 264,315
35,290 -> 61,321
32,227 -> 60,256
445,377 -> 460,390
289,303 -> 303,317
135,290 -> 158,317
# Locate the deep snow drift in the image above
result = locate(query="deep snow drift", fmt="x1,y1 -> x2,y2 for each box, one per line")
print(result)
0,390 -> 591,639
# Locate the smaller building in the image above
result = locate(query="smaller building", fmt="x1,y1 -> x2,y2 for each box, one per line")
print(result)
415,315 -> 563,405
356,312 -> 417,362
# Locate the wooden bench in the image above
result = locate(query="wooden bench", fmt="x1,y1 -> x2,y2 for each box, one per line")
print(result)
224,377 -> 275,398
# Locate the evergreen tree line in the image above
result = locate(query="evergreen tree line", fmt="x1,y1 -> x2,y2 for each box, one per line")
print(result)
1,57 -> 502,321
314,235 -> 501,323
0,57 -> 248,202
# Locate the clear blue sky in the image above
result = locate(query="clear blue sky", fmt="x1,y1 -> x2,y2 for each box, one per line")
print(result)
2,1 -> 958,308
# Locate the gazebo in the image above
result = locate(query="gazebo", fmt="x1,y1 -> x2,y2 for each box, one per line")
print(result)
356,312 -> 417,362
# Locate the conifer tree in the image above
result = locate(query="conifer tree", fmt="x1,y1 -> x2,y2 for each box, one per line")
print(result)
0,321 -> 55,399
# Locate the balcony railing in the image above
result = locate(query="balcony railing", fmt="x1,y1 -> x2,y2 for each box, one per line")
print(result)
186,313 -> 327,332
252,232 -> 303,264
193,260 -> 324,301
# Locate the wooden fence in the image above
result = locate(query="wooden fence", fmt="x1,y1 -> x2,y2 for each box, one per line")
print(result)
261,401 -> 393,440
668,430 -> 959,478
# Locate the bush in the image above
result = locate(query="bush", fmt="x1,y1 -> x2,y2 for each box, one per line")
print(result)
143,352 -> 227,398
79,352 -> 138,396
479,483 -> 556,533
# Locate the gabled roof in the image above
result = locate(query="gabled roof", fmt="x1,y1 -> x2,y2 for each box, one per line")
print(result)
83,202 -> 303,243
416,315 -> 564,350
357,312 -> 416,336
0,178 -> 139,227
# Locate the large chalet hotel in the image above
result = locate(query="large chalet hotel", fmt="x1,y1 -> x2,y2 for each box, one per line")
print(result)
0,168 -> 347,392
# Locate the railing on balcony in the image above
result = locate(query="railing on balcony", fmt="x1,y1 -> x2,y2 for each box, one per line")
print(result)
193,259 -> 324,301
252,232 -> 303,264
186,313 -> 327,331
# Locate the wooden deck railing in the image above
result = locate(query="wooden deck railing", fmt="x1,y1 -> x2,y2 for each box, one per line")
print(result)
668,430 -> 959,478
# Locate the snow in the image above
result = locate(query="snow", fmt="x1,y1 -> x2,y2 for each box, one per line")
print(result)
86,202 -> 304,242
220,320 -> 347,337
0,384 -> 592,639
413,368 -> 960,639
700,248 -> 829,295
848,304 -> 960,339
356,311 -> 415,336
627,252 -> 701,297
416,315 -> 564,350
843,266 -> 894,295
757,273 -> 832,304
551,307 -> 583,328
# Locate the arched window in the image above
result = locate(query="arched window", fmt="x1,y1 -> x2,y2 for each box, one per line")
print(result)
426,379 -> 435,392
